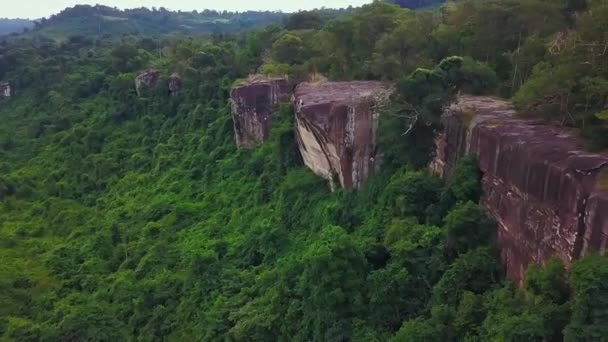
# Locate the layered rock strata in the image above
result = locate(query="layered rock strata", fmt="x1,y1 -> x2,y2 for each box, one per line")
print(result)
294,81 -> 393,189
432,95 -> 608,283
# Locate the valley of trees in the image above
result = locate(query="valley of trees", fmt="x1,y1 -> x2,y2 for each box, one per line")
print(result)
0,0 -> 607,341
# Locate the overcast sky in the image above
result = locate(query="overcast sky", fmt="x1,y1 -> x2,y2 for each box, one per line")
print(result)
4,1 -> 372,19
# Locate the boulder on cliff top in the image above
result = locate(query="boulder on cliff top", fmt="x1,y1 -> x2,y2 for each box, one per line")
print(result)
294,81 -> 394,189
230,76 -> 291,149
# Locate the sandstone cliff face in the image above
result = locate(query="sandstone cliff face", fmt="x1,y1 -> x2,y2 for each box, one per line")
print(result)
432,95 -> 608,283
230,77 -> 291,149
294,81 -> 393,189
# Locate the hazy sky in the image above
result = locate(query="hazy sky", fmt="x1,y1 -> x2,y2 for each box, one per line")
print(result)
4,1 -> 372,19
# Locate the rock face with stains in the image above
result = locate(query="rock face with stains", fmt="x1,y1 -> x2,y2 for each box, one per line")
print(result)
294,81 -> 394,189
135,69 -> 160,95
0,82 -> 10,98
230,76 -> 291,149
432,95 -> 608,283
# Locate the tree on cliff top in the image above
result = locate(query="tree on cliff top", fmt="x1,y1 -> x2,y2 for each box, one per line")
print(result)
378,56 -> 497,170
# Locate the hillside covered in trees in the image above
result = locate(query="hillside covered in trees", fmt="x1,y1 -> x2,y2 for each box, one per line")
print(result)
17,5 -> 352,39
0,0 -> 607,341
0,19 -> 34,36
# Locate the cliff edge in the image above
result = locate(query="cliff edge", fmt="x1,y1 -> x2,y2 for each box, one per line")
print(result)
432,95 -> 608,283
294,81 -> 393,189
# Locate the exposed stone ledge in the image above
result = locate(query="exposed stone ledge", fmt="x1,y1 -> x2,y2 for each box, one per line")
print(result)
432,95 -> 608,283
293,81 -> 394,189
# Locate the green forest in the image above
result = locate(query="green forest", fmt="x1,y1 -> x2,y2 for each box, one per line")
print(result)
1,0 -> 607,341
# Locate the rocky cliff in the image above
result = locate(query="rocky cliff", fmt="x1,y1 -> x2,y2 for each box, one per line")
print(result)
230,77 -> 291,149
294,81 -> 393,189
432,95 -> 608,283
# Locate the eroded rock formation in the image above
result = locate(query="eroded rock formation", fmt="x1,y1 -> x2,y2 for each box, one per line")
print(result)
135,69 -> 160,95
294,81 -> 394,189
432,95 -> 608,283
0,82 -> 10,98
168,73 -> 181,96
230,76 -> 291,149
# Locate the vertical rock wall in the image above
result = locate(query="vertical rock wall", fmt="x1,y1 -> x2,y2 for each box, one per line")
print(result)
230,77 -> 291,149
293,81 -> 393,189
432,95 -> 608,283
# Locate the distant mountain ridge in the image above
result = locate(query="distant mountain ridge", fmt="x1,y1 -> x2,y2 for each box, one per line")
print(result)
19,5 -> 349,39
0,18 -> 34,36
0,1 -> 435,39
26,5 -> 288,38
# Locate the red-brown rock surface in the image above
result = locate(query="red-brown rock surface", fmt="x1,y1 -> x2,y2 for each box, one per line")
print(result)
294,81 -> 394,189
230,76 -> 291,149
432,95 -> 608,283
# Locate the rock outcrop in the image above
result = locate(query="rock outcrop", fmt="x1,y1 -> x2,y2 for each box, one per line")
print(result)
230,76 -> 291,149
294,81 -> 394,189
168,73 -> 181,96
0,82 -> 10,98
432,95 -> 608,283
135,69 -> 160,95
